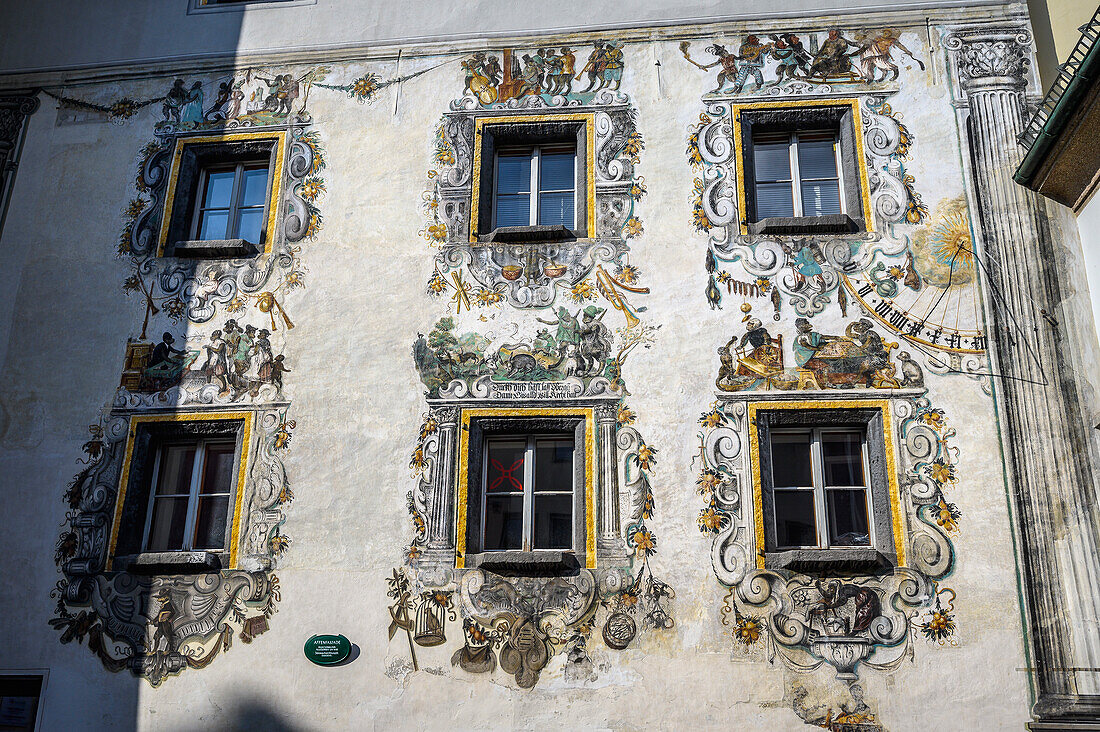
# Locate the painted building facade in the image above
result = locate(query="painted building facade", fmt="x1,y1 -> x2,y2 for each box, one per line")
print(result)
1,0 -> 1099,729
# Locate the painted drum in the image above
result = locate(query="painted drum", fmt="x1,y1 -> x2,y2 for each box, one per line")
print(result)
602,612 -> 636,650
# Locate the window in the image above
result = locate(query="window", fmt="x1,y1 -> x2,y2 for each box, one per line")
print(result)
472,115 -> 593,241
158,131 -> 285,258
192,163 -> 270,245
736,101 -> 869,235
142,438 -> 237,554
109,415 -> 248,572
753,405 -> 899,571
494,146 -> 576,229
752,131 -> 843,220
770,428 -> 870,550
460,412 -> 591,571
483,434 -> 575,551
0,674 -> 44,732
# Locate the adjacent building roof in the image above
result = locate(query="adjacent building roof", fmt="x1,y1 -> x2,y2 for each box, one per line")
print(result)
1015,5 -> 1100,210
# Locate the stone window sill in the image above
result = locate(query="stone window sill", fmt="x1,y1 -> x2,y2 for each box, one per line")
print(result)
763,548 -> 894,573
170,238 -> 261,259
115,551 -> 223,575
748,214 -> 860,236
478,225 -> 577,244
465,550 -> 580,574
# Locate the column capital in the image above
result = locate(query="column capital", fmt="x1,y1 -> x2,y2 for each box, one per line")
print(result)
595,401 -> 619,423
945,27 -> 1032,89
430,404 -> 460,426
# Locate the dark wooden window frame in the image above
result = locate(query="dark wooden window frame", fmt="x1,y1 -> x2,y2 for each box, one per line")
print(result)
112,418 -> 245,574
463,415 -> 587,573
739,105 -> 865,235
474,120 -> 588,243
755,407 -> 895,572
164,138 -> 278,259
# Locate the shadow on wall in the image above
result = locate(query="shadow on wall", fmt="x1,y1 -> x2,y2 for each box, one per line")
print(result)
0,6 -> 257,732
227,700 -> 307,732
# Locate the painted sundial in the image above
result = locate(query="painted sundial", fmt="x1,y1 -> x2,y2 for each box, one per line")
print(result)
844,196 -> 985,354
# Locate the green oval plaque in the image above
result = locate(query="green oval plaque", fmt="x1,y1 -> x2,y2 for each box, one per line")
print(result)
304,634 -> 351,666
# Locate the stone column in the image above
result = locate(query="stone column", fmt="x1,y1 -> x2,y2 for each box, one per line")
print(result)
424,405 -> 459,565
948,28 -> 1100,726
595,402 -> 626,560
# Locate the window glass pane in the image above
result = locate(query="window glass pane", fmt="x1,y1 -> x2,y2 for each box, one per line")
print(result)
534,438 -> 574,491
0,681 -> 41,731
484,494 -> 524,550
801,180 -> 842,217
236,208 -> 264,244
539,152 -> 575,192
755,182 -> 795,219
193,495 -> 230,550
496,154 -> 531,194
156,445 -> 196,495
486,440 -> 526,493
752,139 -> 791,182
201,443 -> 236,495
494,193 -> 531,227
822,432 -> 865,486
198,209 -> 230,240
771,432 -> 812,487
239,167 -> 269,207
774,489 -> 818,548
146,497 -> 189,551
538,192 -> 574,228
796,136 -> 839,179
534,494 -> 572,549
202,170 -> 235,208
826,489 -> 870,546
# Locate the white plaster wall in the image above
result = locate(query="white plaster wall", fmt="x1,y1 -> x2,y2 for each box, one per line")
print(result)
0,0 -> 1012,75
0,12 -> 1039,732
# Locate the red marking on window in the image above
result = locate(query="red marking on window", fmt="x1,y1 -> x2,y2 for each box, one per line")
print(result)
489,457 -> 524,491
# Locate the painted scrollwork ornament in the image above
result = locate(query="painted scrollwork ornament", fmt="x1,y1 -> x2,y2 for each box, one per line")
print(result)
696,394 -> 960,681
424,83 -> 646,310
687,93 -> 927,313
51,408 -> 293,685
124,126 -> 323,326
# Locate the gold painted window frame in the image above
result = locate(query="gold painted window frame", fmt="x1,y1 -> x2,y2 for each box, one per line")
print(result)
106,411 -> 255,570
455,406 -> 597,569
731,98 -> 874,236
156,129 -> 288,256
746,399 -> 906,569
470,113 -> 597,242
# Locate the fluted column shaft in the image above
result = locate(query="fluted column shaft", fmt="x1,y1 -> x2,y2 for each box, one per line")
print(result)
596,405 -> 620,548
951,29 -> 1100,720
427,407 -> 459,549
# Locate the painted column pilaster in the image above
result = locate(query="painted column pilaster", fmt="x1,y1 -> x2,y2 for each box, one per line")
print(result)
425,405 -> 459,560
948,27 -> 1100,726
596,402 -> 626,560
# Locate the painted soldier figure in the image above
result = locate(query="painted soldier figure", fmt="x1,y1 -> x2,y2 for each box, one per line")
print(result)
732,35 -> 770,93
809,29 -> 858,79
769,33 -> 812,84
855,28 -> 923,82
161,79 -> 187,125
578,305 -> 612,376
577,42 -> 609,92
702,44 -> 741,93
